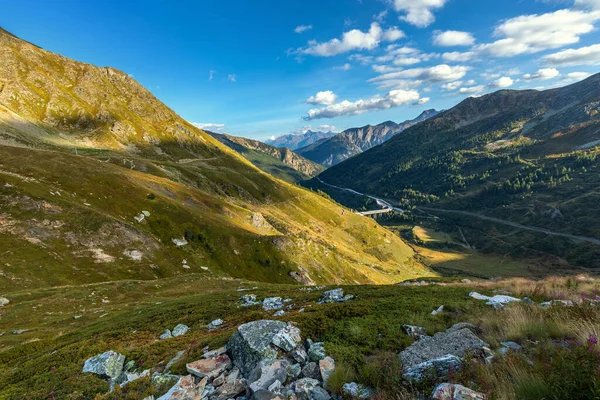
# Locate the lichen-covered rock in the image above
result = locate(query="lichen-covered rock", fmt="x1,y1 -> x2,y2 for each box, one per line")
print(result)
263,297 -> 284,311
291,378 -> 331,400
399,328 -> 489,369
318,289 -> 346,304
240,294 -> 261,307
307,342 -> 326,362
342,382 -> 374,399
172,324 -> 189,337
228,320 -> 300,375
403,355 -> 462,384
431,383 -> 485,400
82,350 -> 126,380
0,297 -> 9,307
208,319 -> 224,330
290,347 -> 308,364
302,362 -> 321,380
186,354 -> 231,378
159,329 -> 173,340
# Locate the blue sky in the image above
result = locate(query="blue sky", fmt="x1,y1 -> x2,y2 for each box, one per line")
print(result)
3,0 -> 600,140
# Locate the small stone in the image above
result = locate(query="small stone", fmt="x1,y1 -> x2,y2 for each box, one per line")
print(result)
263,297 -> 284,311
0,297 -> 9,307
403,325 -> 428,340
287,363 -> 302,379
301,362 -> 321,380
203,346 -> 228,359
273,310 -> 286,317
290,347 -> 308,364
82,350 -> 126,380
171,238 -> 188,247
291,378 -> 330,400
431,305 -> 445,316
501,341 -> 522,351
240,294 -> 260,307
342,382 -> 373,399
142,210 -> 151,216
172,324 -> 189,337
156,375 -> 197,400
134,214 -> 145,223
248,359 -> 289,393
318,289 -> 346,304
12,329 -> 27,335
160,329 -> 173,340
208,319 -> 224,330
431,383 -> 485,400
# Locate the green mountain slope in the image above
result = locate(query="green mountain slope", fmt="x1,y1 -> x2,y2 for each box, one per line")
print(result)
207,131 -> 325,183
314,76 -> 600,268
0,27 -> 432,291
296,110 -> 439,167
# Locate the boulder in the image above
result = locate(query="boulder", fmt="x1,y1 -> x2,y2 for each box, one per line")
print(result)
431,383 -> 485,400
399,328 -> 489,369
403,355 -> 462,384
307,342 -> 326,362
228,320 -> 301,375
290,347 -> 308,364
318,289 -> 346,304
248,359 -> 290,393
171,238 -> 188,247
0,297 -> 9,307
291,378 -> 330,400
172,324 -> 189,337
263,297 -> 284,311
240,294 -> 261,307
319,357 -> 335,386
82,350 -> 126,380
469,292 -> 521,309
431,305 -> 445,316
403,325 -> 427,340
342,382 -> 374,399
186,354 -> 231,378
500,341 -> 521,351
214,368 -> 246,400
273,310 -> 286,317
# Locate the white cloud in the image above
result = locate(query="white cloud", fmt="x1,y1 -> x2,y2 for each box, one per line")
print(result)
373,10 -> 388,22
318,124 -> 337,131
442,81 -> 463,91
192,123 -> 226,131
564,71 -> 592,81
575,0 -> 600,10
294,25 -> 313,34
300,23 -> 404,57
523,68 -> 560,80
227,74 -> 237,82
269,135 -> 276,141
543,43 -> 600,66
441,51 -> 476,62
334,63 -> 352,71
433,30 -> 475,46
306,90 -> 339,105
370,64 -> 470,84
304,90 -> 428,120
475,9 -> 600,57
459,85 -> 486,94
491,76 -> 515,88
393,0 -> 448,27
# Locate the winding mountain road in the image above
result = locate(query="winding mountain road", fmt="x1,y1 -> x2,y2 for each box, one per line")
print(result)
316,178 -> 600,246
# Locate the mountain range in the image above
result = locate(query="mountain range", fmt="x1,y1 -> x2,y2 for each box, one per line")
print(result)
206,131 -> 325,183
0,27 -> 430,291
314,76 -> 600,267
265,130 -> 336,150
296,109 -> 440,167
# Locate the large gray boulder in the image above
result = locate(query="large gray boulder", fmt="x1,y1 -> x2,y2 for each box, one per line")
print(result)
403,355 -> 462,384
399,328 -> 489,369
82,350 -> 126,380
228,320 -> 301,376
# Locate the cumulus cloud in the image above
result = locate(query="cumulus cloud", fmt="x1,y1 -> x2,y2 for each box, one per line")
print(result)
523,68 -> 560,80
475,9 -> 600,57
393,0 -> 448,27
370,64 -> 470,85
319,124 -> 337,131
306,90 -> 339,105
442,81 -> 463,91
459,85 -> 486,94
294,25 -> 313,34
441,51 -> 476,62
490,76 -> 515,88
433,30 -> 475,46
543,43 -> 600,66
192,123 -> 226,131
564,71 -> 592,81
299,23 -> 404,57
304,90 -> 428,120
575,0 -> 600,10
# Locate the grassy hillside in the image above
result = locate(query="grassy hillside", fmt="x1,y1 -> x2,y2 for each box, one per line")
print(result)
313,77 -> 600,268
207,131 -> 325,183
0,27 -> 432,292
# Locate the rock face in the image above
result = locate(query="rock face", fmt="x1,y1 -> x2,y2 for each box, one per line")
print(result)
403,355 -> 462,384
431,383 -> 485,400
399,328 -> 489,369
227,320 -> 301,375
82,351 -> 126,380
